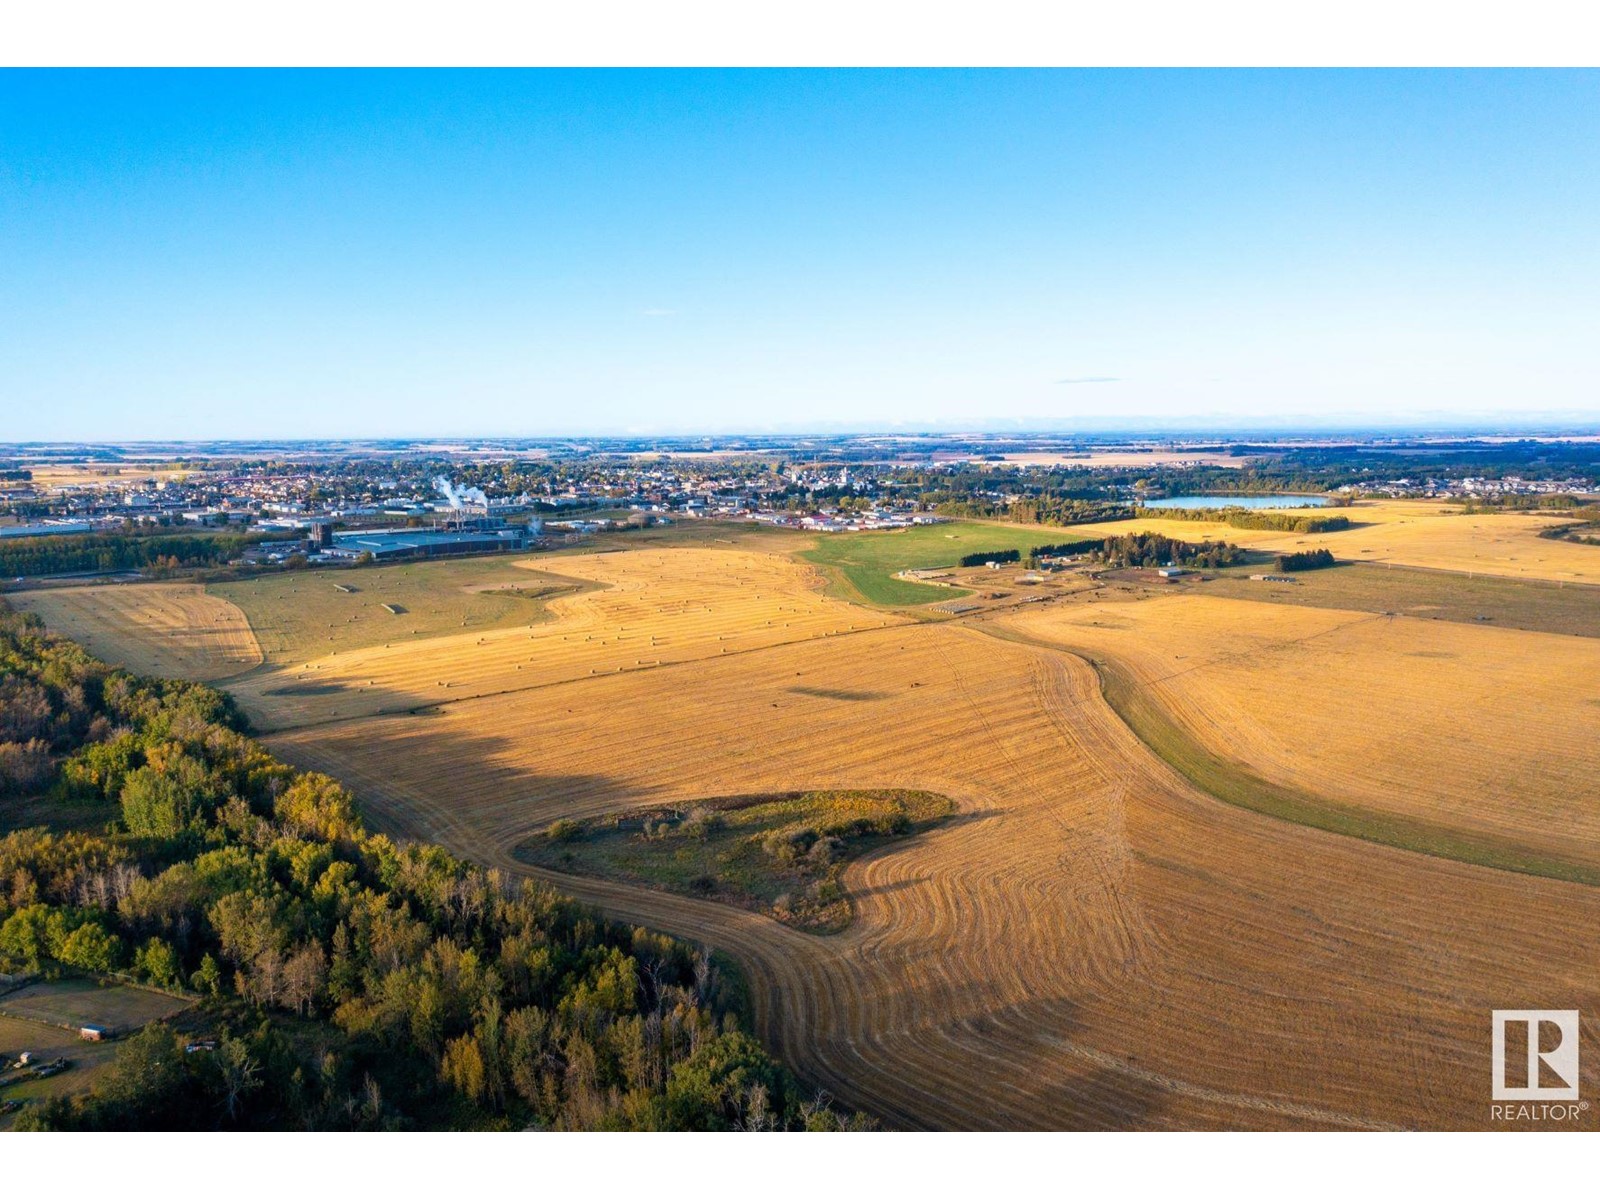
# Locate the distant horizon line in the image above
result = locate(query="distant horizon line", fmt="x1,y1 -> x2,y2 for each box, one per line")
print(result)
6,422 -> 1600,452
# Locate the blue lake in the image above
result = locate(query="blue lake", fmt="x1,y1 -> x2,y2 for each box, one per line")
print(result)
1144,494 -> 1330,510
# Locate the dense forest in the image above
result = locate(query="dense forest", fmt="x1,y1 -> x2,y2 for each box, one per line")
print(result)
0,600 -> 859,1130
0,532 -> 266,581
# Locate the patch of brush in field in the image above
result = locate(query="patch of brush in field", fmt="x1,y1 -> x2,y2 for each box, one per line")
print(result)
515,789 -> 955,933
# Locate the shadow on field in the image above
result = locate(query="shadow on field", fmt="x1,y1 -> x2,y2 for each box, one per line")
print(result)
787,686 -> 892,701
264,714 -> 665,854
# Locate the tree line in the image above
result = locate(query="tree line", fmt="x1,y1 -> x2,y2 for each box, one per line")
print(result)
1136,507 -> 1352,534
952,534 -> 1240,571
958,549 -> 1020,567
1274,549 -> 1336,572
1093,533 -> 1245,570
0,532 -> 268,581
0,600 -> 861,1130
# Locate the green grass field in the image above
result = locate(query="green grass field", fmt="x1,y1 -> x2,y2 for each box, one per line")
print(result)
798,521 -> 1060,606
211,558 -> 592,664
516,789 -> 954,933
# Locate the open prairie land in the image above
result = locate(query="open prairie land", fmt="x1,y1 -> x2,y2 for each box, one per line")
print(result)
12,583 -> 261,681
993,594 -> 1600,881
227,548 -> 908,730
257,544 -> 1600,1131
1064,500 -> 1599,583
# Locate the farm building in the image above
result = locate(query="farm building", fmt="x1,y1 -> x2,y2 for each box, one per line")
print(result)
78,1024 -> 110,1042
1156,567 -> 1188,578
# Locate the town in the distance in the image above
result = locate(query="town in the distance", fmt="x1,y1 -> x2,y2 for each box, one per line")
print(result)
4,432 -> 1595,574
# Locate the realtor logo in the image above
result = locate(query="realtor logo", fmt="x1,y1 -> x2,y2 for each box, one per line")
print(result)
1492,1010 -> 1580,1101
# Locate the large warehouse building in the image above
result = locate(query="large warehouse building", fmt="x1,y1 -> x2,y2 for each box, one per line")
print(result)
328,525 -> 532,562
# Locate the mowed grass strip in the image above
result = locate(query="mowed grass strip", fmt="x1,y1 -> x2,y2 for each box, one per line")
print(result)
516,790 -> 954,933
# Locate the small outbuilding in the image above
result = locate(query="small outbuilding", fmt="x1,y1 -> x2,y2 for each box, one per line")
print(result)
79,1024 -> 110,1042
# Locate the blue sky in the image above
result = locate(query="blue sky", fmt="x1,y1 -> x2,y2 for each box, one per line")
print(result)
2,69 -> 1597,439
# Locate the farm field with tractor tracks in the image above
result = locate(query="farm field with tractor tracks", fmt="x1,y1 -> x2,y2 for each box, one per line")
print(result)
14,520 -> 1600,1131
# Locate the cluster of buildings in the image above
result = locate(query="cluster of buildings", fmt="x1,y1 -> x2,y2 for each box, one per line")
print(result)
745,509 -> 944,533
1341,476 -> 1594,500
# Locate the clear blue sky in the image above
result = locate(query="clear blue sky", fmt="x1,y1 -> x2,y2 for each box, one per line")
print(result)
3,69 -> 1597,440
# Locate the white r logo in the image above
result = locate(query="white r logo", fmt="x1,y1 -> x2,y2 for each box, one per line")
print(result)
1492,1010 -> 1580,1101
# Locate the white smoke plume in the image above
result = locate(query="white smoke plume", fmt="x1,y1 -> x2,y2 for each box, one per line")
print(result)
433,477 -> 489,509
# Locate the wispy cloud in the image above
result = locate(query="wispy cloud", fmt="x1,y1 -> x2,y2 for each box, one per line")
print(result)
1055,376 -> 1121,385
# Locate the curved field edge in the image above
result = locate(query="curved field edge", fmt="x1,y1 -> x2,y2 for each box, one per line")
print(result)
511,789 -> 957,934
981,623 -> 1600,887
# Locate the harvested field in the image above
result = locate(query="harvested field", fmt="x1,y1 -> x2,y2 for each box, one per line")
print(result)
230,548 -> 908,731
211,557 -> 591,664
997,450 -> 1245,468
12,583 -> 261,681
24,464 -> 198,490
995,594 -> 1600,878
267,615 -> 1600,1131
1197,561 -> 1600,639
1060,500 -> 1599,584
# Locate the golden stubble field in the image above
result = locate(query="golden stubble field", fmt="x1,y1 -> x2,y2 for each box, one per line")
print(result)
250,546 -> 1600,1131
226,549 -> 908,730
994,593 -> 1600,872
13,583 -> 261,681
1062,500 -> 1600,583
